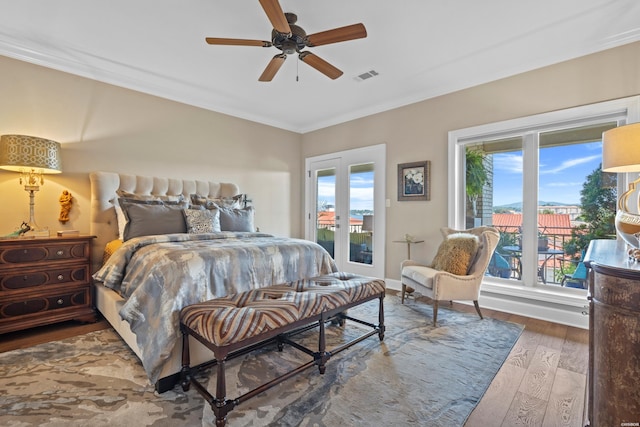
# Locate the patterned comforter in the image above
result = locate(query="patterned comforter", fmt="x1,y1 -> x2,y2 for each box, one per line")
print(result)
92,232 -> 337,383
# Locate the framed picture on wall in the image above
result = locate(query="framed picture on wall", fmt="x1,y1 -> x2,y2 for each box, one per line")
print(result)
397,161 -> 430,201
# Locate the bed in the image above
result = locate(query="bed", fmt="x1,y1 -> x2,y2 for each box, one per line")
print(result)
89,171 -> 337,392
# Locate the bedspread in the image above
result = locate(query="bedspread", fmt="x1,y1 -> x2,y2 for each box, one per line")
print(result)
92,232 -> 337,383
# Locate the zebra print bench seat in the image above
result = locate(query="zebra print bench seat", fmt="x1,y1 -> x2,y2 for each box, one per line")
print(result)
179,272 -> 386,427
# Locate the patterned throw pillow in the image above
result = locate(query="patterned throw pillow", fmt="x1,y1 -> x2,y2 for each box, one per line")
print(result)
183,208 -> 221,234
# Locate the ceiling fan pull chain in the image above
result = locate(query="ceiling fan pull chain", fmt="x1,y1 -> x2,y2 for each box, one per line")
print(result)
296,56 -> 299,82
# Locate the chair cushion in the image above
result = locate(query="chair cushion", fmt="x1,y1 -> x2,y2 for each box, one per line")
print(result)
430,233 -> 479,275
401,265 -> 438,289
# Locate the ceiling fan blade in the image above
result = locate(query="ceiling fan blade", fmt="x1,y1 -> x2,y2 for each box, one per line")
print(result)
299,52 -> 343,80
259,54 -> 286,82
258,0 -> 291,34
306,23 -> 367,47
205,37 -> 272,47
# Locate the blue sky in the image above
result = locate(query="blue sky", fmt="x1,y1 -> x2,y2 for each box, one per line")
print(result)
492,141 -> 603,206
317,171 -> 374,211
317,141 -> 603,211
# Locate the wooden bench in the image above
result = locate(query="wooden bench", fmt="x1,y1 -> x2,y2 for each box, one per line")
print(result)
179,272 -> 386,427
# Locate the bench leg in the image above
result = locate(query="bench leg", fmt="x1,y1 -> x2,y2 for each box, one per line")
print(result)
195,356 -> 236,427
317,313 -> 329,374
212,360 -> 233,427
378,294 -> 385,341
180,325 -> 235,426
180,326 -> 191,391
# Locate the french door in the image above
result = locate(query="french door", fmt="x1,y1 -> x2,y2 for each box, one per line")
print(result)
305,144 -> 385,279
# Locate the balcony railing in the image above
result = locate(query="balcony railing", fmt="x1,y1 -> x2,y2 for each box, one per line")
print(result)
491,226 -> 580,286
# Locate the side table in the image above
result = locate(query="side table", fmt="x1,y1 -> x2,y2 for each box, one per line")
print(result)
394,239 -> 424,298
393,239 -> 425,260
0,235 -> 97,334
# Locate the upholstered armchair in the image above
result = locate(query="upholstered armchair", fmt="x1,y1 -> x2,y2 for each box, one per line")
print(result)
400,226 -> 500,326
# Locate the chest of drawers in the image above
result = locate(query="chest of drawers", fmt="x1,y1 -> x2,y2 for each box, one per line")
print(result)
0,235 -> 96,334
584,239 -> 640,426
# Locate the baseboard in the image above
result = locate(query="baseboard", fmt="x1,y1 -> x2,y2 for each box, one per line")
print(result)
384,277 -> 589,329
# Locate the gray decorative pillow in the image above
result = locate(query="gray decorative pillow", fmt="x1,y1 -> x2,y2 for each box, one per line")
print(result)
117,190 -> 185,204
116,190 -> 158,201
183,208 -> 221,234
190,193 -> 246,209
110,197 -> 165,240
110,192 -> 187,241
218,206 -> 255,232
120,199 -> 188,241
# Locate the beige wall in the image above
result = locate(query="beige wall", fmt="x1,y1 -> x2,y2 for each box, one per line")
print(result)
0,55 -> 302,238
2,42 -> 639,282
301,41 -> 640,280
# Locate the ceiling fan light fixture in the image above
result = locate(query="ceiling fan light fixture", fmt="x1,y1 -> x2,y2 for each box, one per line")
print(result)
205,0 -> 367,82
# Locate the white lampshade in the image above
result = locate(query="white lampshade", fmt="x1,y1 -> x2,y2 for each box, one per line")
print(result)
602,123 -> 640,173
0,134 -> 62,173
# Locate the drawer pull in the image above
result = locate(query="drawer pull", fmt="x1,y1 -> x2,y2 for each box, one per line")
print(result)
57,274 -> 64,281
56,250 -> 64,256
57,299 -> 64,305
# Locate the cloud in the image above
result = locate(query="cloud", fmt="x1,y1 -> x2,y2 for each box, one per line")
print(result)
585,141 -> 603,151
493,153 -> 523,173
541,154 -> 600,174
546,181 -> 583,187
316,173 -> 374,210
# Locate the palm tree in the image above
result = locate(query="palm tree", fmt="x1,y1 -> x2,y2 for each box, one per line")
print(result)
465,147 -> 488,218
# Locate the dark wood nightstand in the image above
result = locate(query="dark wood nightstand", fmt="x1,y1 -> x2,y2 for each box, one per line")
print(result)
0,235 -> 97,334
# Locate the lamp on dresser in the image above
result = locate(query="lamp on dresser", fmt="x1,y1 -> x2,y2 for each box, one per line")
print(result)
0,134 -> 62,237
602,122 -> 640,253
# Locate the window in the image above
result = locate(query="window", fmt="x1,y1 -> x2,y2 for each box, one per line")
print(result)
449,97 -> 640,296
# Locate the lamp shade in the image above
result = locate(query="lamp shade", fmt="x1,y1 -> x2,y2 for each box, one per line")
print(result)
362,214 -> 373,232
602,123 -> 640,173
0,134 -> 62,173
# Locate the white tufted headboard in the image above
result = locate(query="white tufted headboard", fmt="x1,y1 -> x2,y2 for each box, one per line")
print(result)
89,171 -> 240,272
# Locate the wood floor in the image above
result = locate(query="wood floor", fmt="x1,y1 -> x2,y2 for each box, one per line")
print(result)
457,302 -> 589,427
0,303 -> 588,427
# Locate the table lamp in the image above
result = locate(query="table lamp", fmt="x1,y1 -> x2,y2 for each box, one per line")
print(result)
0,135 -> 62,237
362,214 -> 373,250
602,123 -> 640,249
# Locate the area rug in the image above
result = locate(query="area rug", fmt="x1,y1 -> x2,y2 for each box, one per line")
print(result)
0,295 -> 523,427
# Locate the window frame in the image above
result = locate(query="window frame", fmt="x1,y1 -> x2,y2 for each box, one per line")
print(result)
447,96 -> 640,305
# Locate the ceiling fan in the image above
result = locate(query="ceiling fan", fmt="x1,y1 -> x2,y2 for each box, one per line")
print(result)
205,0 -> 367,82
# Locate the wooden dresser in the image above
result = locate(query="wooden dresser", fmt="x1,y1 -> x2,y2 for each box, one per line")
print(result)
584,239 -> 640,426
0,235 -> 96,334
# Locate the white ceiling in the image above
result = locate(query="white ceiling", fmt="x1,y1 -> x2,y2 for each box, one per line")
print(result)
2,1 -> 640,133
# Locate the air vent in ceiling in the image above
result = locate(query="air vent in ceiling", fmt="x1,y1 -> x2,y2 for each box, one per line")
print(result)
354,70 -> 379,82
